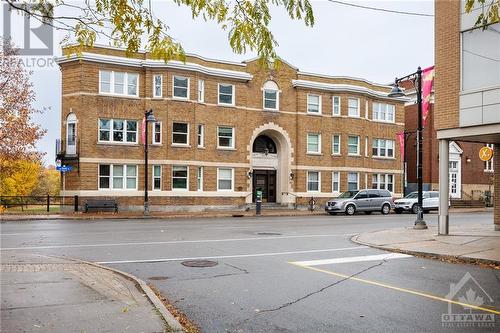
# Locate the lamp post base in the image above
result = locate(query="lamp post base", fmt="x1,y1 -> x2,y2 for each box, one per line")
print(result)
144,201 -> 150,216
414,218 -> 428,230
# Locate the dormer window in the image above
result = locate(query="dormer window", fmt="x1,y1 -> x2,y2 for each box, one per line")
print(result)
263,81 -> 279,110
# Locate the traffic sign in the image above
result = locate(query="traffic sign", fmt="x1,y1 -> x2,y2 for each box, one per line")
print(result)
56,165 -> 73,172
479,146 -> 493,162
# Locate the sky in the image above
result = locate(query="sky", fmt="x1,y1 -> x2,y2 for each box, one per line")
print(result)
1,0 -> 435,165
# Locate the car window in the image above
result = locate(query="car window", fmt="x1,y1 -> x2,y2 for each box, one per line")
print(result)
338,191 -> 358,198
379,190 -> 391,198
405,192 -> 418,199
430,192 -> 439,198
423,193 -> 430,199
368,190 -> 380,198
356,191 -> 368,199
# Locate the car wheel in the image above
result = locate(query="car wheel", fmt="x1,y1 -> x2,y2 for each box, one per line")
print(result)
395,208 -> 402,214
364,211 -> 372,215
411,204 -> 419,214
345,204 -> 356,216
381,204 -> 390,215
328,212 -> 337,216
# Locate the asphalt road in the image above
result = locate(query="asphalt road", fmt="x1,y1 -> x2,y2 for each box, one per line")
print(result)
1,212 -> 499,332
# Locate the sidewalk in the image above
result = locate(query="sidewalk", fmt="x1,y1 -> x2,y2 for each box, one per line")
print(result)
0,253 -> 183,332
352,223 -> 500,266
0,207 -> 492,221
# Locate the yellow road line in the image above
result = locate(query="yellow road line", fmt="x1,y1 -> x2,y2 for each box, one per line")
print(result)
289,262 -> 500,315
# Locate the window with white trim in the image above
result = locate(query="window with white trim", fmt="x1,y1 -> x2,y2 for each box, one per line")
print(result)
173,76 -> 189,99
485,144 -> 494,171
172,166 -> 188,190
263,81 -> 279,110
332,96 -> 341,116
198,80 -> 205,102
307,133 -> 321,154
99,119 -> 138,143
365,136 -> 369,156
372,139 -> 395,158
307,171 -> 320,192
332,135 -> 341,155
347,98 -> 360,117
217,168 -> 234,190
218,84 -> 235,105
98,164 -> 137,190
153,122 -> 161,144
197,166 -> 203,191
348,136 -> 360,155
332,171 -> 340,192
153,165 -> 161,190
153,74 -> 162,98
307,94 -> 321,114
372,102 -> 395,122
99,71 -> 139,97
347,172 -> 359,191
365,100 -> 369,119
217,126 -> 235,149
172,123 -> 189,145
197,124 -> 204,148
372,174 -> 394,192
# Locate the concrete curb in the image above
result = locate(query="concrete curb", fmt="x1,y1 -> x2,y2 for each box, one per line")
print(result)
350,233 -> 500,267
51,255 -> 184,332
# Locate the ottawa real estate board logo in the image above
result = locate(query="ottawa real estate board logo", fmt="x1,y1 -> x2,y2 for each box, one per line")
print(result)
442,272 -> 496,328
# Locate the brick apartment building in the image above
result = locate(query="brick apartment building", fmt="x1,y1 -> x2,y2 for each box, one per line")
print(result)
56,45 -> 406,211
435,0 -> 500,231
403,85 -> 494,200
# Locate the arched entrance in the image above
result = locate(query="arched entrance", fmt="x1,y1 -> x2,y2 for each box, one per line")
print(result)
249,123 -> 294,205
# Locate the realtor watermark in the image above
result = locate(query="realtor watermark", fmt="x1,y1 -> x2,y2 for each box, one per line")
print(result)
2,2 -> 55,70
442,272 -> 496,328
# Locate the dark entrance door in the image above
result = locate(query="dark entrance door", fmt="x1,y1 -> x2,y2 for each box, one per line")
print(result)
253,170 -> 276,203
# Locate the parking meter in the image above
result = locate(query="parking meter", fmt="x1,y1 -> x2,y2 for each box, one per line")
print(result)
256,189 -> 262,215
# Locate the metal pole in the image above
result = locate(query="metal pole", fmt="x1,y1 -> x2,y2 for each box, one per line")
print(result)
438,139 -> 449,235
47,194 -> 50,212
144,112 -> 150,216
414,67 -> 427,229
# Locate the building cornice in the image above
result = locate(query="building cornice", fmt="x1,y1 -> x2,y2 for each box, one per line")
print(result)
297,71 -> 392,90
55,52 -> 253,81
292,79 -> 409,102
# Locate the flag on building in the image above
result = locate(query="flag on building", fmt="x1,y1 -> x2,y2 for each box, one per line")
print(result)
397,132 -> 405,161
141,116 -> 146,145
422,66 -> 435,127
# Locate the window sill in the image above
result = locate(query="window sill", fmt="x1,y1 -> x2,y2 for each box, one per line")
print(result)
172,97 -> 190,102
372,120 -> 396,125
348,154 -> 361,157
306,152 -> 323,156
263,108 -> 279,112
151,97 -> 163,100
151,143 -> 163,147
217,147 -> 236,151
306,112 -> 322,116
331,153 -> 342,157
97,142 -> 139,146
332,114 -> 341,117
218,103 -> 236,108
98,92 -> 140,99
372,156 -> 396,160
172,188 -> 189,191
348,115 -> 361,118
197,146 -> 206,149
171,144 -> 191,148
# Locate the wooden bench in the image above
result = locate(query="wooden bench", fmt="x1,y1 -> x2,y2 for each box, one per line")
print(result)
84,199 -> 118,213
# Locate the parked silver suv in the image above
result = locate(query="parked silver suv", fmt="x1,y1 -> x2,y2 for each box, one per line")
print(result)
325,189 -> 395,216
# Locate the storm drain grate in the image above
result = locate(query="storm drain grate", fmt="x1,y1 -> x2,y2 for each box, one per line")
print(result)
256,232 -> 282,236
148,276 -> 169,281
181,260 -> 218,268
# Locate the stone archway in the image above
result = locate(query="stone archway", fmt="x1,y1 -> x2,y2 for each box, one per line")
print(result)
247,123 -> 294,205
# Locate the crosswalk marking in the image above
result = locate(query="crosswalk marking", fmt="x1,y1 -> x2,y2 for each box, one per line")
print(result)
291,253 -> 412,267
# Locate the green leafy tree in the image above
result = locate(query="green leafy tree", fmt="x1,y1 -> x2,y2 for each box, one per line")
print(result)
4,0 -> 315,65
465,0 -> 500,27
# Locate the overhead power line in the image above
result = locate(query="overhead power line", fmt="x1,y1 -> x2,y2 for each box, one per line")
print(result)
326,0 -> 434,17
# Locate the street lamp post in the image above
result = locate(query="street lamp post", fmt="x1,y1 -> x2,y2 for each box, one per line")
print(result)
389,67 -> 428,230
144,109 -> 156,216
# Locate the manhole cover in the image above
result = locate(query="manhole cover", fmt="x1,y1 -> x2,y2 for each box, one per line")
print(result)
256,232 -> 282,236
148,276 -> 169,281
181,260 -> 218,268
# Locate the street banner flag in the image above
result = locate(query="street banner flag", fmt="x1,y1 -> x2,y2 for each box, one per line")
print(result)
397,132 -> 405,161
422,66 -> 435,127
141,116 -> 146,145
